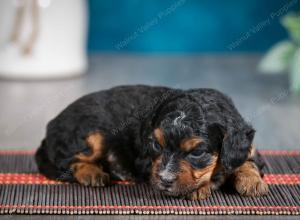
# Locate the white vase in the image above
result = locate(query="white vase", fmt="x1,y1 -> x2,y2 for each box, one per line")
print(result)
0,0 -> 87,79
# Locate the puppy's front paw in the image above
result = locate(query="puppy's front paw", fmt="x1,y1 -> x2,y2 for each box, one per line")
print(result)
186,184 -> 211,200
72,163 -> 110,187
235,174 -> 268,197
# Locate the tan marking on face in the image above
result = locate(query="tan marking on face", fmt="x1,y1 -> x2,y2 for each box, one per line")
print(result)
191,155 -> 218,181
151,155 -> 163,179
153,128 -> 166,147
76,132 -> 104,163
234,161 -> 268,197
180,137 -> 203,152
177,155 -> 218,188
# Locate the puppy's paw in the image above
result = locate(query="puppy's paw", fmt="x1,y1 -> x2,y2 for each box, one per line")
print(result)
186,184 -> 211,200
72,163 -> 110,187
79,171 -> 110,187
235,174 -> 268,197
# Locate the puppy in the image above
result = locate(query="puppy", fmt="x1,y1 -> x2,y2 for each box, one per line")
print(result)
35,85 -> 268,199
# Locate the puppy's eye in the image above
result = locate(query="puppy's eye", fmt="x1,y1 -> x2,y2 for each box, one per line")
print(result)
152,141 -> 161,152
188,149 -> 205,160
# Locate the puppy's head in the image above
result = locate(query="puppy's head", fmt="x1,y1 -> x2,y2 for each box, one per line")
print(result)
147,110 -> 218,197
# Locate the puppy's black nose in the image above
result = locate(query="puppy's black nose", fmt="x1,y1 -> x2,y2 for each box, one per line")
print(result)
158,173 -> 176,187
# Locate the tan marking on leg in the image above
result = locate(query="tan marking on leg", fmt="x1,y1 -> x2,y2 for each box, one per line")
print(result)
76,132 -> 104,163
71,132 -> 110,186
71,162 -> 110,187
234,161 -> 268,197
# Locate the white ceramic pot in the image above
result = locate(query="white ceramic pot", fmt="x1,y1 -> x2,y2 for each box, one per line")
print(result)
0,0 -> 87,79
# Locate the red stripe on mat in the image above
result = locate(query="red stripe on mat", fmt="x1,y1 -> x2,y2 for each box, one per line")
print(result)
0,150 -> 36,155
0,173 -> 299,185
1,149 -> 300,155
258,150 -> 300,155
0,204 -> 299,210
0,173 -> 132,185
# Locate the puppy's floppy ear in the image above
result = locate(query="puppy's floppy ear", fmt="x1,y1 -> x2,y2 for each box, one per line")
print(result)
220,126 -> 255,174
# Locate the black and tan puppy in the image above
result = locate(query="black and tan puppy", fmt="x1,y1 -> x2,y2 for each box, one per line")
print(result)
35,85 -> 268,199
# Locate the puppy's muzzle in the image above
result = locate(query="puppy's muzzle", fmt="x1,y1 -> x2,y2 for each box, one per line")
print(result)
155,155 -> 178,192
158,170 -> 176,189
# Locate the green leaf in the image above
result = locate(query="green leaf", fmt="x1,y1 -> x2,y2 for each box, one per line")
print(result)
281,12 -> 300,44
258,41 -> 296,74
290,48 -> 300,93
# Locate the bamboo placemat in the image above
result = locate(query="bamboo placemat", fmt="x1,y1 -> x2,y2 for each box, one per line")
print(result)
0,150 -> 299,215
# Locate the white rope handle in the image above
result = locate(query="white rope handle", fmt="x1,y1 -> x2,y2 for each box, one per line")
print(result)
9,0 -> 40,56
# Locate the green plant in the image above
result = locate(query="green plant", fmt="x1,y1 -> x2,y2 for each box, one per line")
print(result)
259,12 -> 300,93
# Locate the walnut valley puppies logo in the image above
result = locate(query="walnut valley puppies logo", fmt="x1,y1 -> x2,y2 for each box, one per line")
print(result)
115,0 -> 187,50
245,89 -> 289,123
227,0 -> 298,51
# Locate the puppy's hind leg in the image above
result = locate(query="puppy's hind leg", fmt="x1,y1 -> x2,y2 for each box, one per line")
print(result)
71,132 -> 110,187
71,162 -> 110,187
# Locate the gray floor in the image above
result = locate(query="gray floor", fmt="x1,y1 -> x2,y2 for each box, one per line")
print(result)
0,54 -> 299,150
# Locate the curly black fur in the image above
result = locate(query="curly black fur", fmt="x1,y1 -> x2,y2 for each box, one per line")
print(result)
35,85 -> 265,197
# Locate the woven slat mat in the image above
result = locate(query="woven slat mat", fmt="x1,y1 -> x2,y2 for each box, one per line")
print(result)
0,150 -> 299,215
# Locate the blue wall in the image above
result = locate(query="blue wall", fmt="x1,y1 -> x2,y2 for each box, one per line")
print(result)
87,0 -> 300,53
